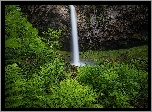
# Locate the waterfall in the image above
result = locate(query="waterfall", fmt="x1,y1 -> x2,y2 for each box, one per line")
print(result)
69,5 -> 84,66
69,5 -> 97,66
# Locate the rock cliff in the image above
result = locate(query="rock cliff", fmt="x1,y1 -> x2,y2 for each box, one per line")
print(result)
19,5 -> 148,51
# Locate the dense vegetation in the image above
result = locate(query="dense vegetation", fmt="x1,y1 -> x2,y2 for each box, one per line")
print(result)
5,5 -> 148,108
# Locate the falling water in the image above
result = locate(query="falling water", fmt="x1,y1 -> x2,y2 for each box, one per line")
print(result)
69,5 -> 98,66
69,5 -> 84,66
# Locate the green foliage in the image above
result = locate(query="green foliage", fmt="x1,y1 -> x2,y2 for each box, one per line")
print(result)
5,63 -> 56,108
5,63 -> 101,108
22,73 -> 49,108
5,5 -> 148,108
5,5 -> 68,108
5,5 -> 56,76
39,58 -> 66,93
48,79 -> 101,108
79,45 -> 148,72
5,63 -> 26,108
5,5 -> 38,40
77,62 -> 148,108
5,5 -> 49,52
5,38 -> 22,48
41,28 -> 62,49
5,64 -> 50,108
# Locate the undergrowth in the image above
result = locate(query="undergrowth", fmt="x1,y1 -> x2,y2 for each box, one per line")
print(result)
5,5 -> 148,108
76,62 -> 148,108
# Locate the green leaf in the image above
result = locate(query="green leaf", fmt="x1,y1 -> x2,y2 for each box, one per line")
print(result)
5,38 -> 22,48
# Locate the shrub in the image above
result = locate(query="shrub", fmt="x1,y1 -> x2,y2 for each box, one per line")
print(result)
48,79 -> 101,108
6,57 -> 65,107
41,28 -> 62,50
5,63 -> 52,108
5,5 -> 59,77
39,58 -> 66,94
5,63 -> 27,108
22,73 -> 50,108
5,5 -> 38,40
77,62 -> 148,108
5,5 -> 44,65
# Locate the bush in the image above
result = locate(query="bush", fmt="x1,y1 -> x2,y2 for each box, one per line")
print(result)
48,78 -> 101,108
5,63 -> 52,108
41,28 -> 62,50
39,58 -> 66,94
77,62 -> 148,108
5,63 -> 27,108
5,5 -> 38,40
5,5 -> 45,64
5,5 -> 59,77
22,73 -> 49,108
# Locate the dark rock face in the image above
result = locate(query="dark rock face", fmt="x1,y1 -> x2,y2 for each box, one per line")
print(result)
19,5 -> 71,51
19,5 -> 148,51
